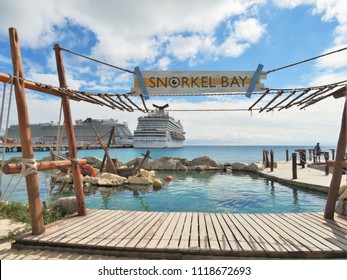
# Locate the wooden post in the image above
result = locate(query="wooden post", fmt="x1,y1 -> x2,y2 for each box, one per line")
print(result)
292,153 -> 297,179
100,126 -> 115,173
286,149 -> 289,162
263,150 -> 269,167
324,101 -> 347,219
54,44 -> 86,216
331,149 -> 335,160
8,28 -> 45,235
270,150 -> 274,172
90,122 -> 117,174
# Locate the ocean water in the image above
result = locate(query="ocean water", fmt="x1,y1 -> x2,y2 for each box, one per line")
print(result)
1,144 -> 336,164
0,145 -> 331,213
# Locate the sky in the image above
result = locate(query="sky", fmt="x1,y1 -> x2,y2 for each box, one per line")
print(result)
0,0 -> 347,146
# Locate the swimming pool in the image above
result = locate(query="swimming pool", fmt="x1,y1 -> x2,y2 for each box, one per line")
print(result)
46,170 -> 325,214
1,170 -> 327,214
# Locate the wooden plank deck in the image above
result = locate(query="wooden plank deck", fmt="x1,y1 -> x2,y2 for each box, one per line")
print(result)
13,210 -> 347,259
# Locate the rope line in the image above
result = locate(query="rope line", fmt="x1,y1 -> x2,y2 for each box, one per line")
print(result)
0,78 -> 14,198
266,47 -> 347,74
60,47 -> 135,74
159,108 -> 261,112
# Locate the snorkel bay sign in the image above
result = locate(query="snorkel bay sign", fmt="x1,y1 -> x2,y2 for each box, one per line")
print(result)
133,70 -> 267,95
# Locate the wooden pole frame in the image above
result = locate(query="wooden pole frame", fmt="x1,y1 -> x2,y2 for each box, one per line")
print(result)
54,44 -> 86,216
324,100 -> 347,219
8,28 -> 45,235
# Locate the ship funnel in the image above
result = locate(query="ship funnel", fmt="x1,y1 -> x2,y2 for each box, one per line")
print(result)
153,104 -> 169,111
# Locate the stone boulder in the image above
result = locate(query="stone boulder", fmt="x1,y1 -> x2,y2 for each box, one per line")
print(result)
5,156 -> 22,164
127,176 -> 153,185
51,197 -> 77,215
247,162 -> 264,172
87,172 -> 127,186
151,156 -> 181,170
335,199 -> 347,216
230,162 -> 248,171
189,156 -> 220,167
336,185 -> 347,217
83,156 -> 102,169
126,157 -> 152,170
176,161 -> 188,171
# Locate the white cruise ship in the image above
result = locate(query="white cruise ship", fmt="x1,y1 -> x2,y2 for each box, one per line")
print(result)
133,104 -> 185,148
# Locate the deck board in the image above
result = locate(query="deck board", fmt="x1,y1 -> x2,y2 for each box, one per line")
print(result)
156,212 -> 181,250
269,213 -> 331,251
254,214 -> 309,252
13,210 -> 347,259
167,212 -> 186,250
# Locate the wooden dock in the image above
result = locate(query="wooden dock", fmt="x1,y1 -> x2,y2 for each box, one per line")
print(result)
13,209 -> 347,259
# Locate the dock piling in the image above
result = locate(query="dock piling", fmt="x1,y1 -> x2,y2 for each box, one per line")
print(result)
292,153 -> 297,179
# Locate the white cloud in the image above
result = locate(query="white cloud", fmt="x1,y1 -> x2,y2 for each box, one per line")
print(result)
166,34 -> 216,61
233,18 -> 266,43
157,57 -> 171,70
313,45 -> 347,71
218,18 -> 266,57
0,1 -> 65,48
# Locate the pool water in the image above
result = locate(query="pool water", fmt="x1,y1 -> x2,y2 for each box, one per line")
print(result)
1,170 -> 327,214
49,170 -> 326,214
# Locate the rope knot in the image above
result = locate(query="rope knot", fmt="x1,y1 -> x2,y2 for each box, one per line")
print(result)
21,158 -> 38,176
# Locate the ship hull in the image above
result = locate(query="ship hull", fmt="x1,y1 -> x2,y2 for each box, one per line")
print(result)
133,139 -> 183,149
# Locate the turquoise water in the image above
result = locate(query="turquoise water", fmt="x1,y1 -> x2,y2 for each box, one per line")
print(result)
0,145 -> 331,213
1,145 -> 335,163
80,171 -> 327,214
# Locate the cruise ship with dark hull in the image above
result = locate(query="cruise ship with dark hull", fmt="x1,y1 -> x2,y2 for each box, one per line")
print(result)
6,118 -> 133,148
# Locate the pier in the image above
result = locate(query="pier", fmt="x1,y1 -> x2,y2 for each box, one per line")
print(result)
0,143 -> 132,153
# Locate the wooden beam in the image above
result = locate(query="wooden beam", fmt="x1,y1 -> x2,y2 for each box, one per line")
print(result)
0,72 -> 60,98
54,44 -> 87,216
90,122 -> 117,174
326,160 -> 347,168
2,159 -> 87,175
333,85 -> 347,99
8,28 -> 45,235
324,101 -> 347,219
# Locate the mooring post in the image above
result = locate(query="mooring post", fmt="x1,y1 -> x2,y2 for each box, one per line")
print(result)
286,149 -> 289,162
330,149 -> 335,160
8,28 -> 45,235
324,101 -> 347,219
54,44 -> 86,216
292,153 -> 297,179
270,150 -> 274,172
298,149 -> 305,168
263,150 -> 270,168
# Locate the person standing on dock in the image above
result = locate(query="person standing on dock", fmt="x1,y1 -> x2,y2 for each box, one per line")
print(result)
314,142 -> 321,162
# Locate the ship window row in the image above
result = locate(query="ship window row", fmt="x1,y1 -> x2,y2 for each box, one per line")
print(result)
134,131 -> 166,136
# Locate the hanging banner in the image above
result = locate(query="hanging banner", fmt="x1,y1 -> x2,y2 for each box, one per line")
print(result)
133,70 -> 267,95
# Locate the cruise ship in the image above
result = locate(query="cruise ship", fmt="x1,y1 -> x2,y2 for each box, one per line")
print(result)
6,118 -> 133,147
133,104 -> 185,148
